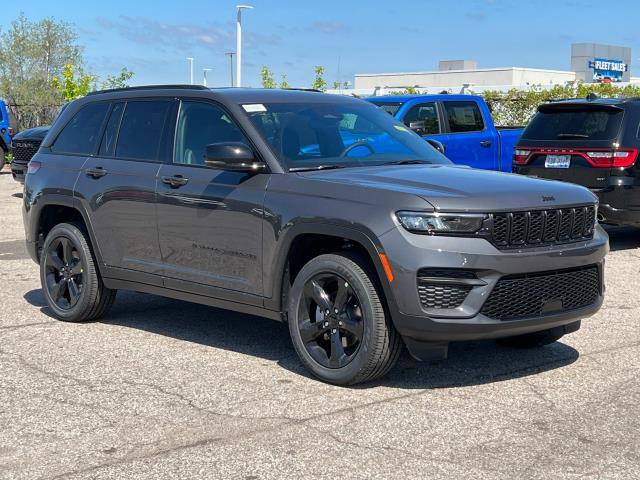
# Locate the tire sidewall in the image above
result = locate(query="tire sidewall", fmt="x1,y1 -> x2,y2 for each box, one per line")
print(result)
288,255 -> 382,385
40,223 -> 95,321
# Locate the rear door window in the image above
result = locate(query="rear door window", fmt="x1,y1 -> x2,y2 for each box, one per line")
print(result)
99,102 -> 124,156
523,108 -> 624,141
52,102 -> 110,155
443,101 -> 485,133
115,100 -> 173,161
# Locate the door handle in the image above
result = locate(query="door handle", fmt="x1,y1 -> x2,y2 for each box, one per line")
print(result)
86,167 -> 107,178
479,140 -> 493,148
161,175 -> 189,187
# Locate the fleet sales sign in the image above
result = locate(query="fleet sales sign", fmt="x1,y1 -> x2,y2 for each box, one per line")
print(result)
589,58 -> 628,82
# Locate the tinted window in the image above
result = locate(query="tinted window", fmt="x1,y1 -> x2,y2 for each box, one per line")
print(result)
116,101 -> 172,161
443,101 -> 484,133
523,108 -> 624,141
52,102 -> 110,155
174,101 -> 248,166
403,103 -> 440,134
99,102 -> 124,156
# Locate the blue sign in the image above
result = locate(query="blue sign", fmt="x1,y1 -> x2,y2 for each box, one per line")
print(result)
588,58 -> 628,83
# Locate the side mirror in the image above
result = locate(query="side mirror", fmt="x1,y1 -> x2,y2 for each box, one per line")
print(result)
204,142 -> 266,172
426,139 -> 446,155
408,120 -> 426,135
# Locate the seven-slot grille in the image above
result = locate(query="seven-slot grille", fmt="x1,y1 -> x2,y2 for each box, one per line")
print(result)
480,265 -> 600,321
12,140 -> 41,164
490,206 -> 595,249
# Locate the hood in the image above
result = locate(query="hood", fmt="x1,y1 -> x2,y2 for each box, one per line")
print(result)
13,126 -> 50,141
297,164 -> 598,212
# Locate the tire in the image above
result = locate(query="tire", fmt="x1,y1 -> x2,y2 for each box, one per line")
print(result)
287,252 -> 402,385
497,325 -> 568,349
40,222 -> 116,322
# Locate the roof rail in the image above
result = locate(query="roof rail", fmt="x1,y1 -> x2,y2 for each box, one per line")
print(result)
87,84 -> 209,96
282,88 -> 322,93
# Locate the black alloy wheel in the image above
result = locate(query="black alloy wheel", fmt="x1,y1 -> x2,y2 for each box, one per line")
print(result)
297,273 -> 364,369
44,236 -> 84,310
40,222 -> 117,322
288,253 -> 402,385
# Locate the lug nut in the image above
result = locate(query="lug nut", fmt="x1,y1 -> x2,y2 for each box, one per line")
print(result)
324,321 -> 329,327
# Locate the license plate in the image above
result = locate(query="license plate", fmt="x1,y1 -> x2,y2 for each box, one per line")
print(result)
545,154 -> 571,168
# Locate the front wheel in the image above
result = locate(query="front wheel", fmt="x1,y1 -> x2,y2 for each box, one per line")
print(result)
287,253 -> 402,385
40,222 -> 116,322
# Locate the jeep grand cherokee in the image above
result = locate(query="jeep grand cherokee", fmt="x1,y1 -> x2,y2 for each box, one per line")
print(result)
23,86 -> 608,385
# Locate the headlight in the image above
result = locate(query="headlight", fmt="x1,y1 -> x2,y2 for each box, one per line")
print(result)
396,211 -> 486,234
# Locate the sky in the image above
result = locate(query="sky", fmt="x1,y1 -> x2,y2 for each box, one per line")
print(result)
3,0 -> 639,88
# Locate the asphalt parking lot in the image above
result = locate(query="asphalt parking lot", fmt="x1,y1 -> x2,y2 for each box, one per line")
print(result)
0,171 -> 639,480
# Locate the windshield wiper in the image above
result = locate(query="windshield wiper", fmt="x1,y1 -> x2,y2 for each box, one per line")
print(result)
556,133 -> 589,139
289,164 -> 347,172
381,160 -> 431,166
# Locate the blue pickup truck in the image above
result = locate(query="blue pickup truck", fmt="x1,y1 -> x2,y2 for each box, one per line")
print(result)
365,94 -> 523,172
0,100 -> 12,160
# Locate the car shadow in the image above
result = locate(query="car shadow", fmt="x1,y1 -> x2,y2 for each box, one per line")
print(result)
603,225 -> 640,251
24,288 -> 579,390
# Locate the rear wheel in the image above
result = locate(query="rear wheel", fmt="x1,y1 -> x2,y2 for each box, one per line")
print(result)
287,253 -> 402,385
40,222 -> 116,322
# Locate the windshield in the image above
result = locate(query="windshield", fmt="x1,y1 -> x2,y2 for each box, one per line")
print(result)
522,108 -> 624,141
244,101 -> 450,170
368,101 -> 404,116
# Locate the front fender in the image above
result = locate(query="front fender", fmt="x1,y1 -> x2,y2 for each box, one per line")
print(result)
263,221 -> 400,320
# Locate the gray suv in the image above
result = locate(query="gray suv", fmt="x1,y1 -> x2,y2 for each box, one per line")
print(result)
23,86 -> 608,385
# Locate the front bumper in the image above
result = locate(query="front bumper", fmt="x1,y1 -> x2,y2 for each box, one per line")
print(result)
379,224 -> 609,343
10,160 -> 26,183
593,185 -> 640,226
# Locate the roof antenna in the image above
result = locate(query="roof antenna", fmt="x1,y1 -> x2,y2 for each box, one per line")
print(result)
586,92 -> 599,101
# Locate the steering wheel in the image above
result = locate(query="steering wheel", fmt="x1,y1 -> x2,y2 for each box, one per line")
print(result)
339,140 -> 376,158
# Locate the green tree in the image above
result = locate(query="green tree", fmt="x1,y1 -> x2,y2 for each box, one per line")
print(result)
51,64 -> 96,101
102,67 -> 135,90
261,66 -> 276,88
312,65 -> 326,91
0,14 -> 82,130
279,73 -> 290,89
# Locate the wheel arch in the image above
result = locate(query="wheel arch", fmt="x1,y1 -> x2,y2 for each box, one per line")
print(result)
31,196 -> 105,270
265,223 -> 399,320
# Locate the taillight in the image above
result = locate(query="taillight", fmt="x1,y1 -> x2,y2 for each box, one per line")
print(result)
513,149 -> 531,165
585,149 -> 638,168
8,127 -> 13,136
27,161 -> 41,174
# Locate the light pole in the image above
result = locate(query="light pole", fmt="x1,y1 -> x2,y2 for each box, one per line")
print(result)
203,68 -> 213,87
236,5 -> 253,87
186,57 -> 194,85
225,52 -> 235,87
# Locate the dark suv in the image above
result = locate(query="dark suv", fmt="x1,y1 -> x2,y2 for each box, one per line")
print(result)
10,127 -> 50,183
513,96 -> 640,226
23,86 -> 608,385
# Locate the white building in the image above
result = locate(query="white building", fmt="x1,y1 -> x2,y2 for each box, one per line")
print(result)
353,66 -> 577,93
330,45 -> 638,97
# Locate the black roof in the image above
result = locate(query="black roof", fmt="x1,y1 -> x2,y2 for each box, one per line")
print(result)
84,85 -> 355,104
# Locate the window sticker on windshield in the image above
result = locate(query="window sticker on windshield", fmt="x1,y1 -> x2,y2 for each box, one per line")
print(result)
394,125 -> 410,133
242,104 -> 267,112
